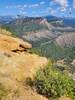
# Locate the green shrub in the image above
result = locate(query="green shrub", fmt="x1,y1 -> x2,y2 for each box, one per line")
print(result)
34,63 -> 75,99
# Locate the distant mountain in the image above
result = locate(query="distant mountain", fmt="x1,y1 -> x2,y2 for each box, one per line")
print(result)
1,17 -> 50,38
45,15 -> 75,27
0,15 -> 43,24
0,15 -> 28,24
63,18 -> 75,27
1,15 -> 75,28
44,15 -> 60,22
0,16 -> 15,24
1,15 -> 75,42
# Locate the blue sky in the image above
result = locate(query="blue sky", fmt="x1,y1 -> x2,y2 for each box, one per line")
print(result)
0,0 -> 75,17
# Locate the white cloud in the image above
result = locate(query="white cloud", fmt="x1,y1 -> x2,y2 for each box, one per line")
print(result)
6,6 -> 13,8
40,1 -> 45,5
6,5 -> 23,9
50,9 -> 57,16
49,1 -> 55,6
20,11 -> 27,15
60,7 -> 67,12
29,4 -> 39,8
40,10 -> 48,14
47,7 -> 52,11
53,0 -> 68,7
6,1 -> 46,10
6,1 -> 46,9
24,5 -> 28,8
49,0 -> 69,13
5,2 -> 47,15
73,0 -> 75,8
32,11 -> 36,14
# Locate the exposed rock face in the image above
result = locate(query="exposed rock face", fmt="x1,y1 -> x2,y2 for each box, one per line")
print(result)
22,30 -> 56,41
0,34 -> 48,100
56,33 -> 75,48
71,59 -> 75,67
0,34 -> 32,52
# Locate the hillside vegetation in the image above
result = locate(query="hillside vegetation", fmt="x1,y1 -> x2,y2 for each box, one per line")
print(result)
0,24 -> 75,100
1,18 -> 48,37
0,28 -> 12,35
33,61 -> 75,99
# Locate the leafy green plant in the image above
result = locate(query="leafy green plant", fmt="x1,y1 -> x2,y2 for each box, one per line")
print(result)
33,63 -> 75,99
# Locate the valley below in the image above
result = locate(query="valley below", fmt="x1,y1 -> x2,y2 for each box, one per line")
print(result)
0,16 -> 75,100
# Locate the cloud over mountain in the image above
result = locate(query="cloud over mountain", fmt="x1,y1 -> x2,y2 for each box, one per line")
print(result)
53,0 -> 68,7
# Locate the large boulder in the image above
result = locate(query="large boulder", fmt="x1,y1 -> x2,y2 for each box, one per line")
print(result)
0,34 -> 32,52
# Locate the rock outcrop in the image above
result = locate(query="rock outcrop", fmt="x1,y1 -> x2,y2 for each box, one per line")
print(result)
56,33 -> 75,48
0,34 -> 32,52
0,34 -> 48,100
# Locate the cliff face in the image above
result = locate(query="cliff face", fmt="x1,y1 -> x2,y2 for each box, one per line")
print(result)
0,34 -> 48,100
56,33 -> 75,48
